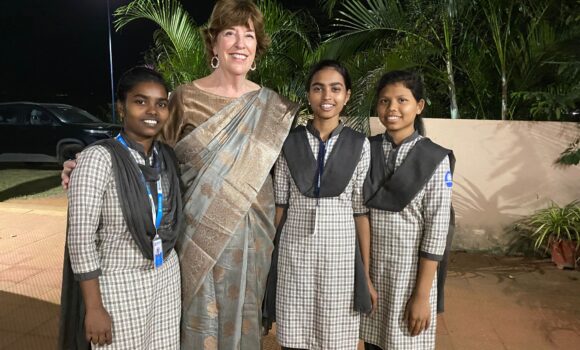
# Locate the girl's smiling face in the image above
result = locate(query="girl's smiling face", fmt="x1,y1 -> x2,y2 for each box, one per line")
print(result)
308,67 -> 351,121
119,81 -> 169,143
376,82 -> 424,137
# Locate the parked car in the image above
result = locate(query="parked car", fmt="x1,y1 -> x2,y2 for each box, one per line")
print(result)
0,102 -> 121,164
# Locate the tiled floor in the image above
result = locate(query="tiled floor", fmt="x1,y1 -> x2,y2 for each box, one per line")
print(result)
0,199 -> 65,349
0,196 -> 579,349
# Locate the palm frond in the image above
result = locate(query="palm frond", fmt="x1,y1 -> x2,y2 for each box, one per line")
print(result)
114,0 -> 199,56
252,0 -> 321,104
326,0 -> 477,119
328,0 -> 431,50
114,0 -> 207,87
318,0 -> 344,17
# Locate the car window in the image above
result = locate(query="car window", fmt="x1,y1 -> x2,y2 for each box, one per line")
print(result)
27,108 -> 55,126
0,105 -> 25,125
45,105 -> 102,124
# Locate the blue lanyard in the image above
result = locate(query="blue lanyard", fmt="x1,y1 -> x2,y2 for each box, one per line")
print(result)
116,134 -> 164,230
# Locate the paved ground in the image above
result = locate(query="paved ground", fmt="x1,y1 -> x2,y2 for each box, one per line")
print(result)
0,195 -> 579,349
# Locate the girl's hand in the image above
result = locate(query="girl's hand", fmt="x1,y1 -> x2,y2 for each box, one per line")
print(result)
61,158 -> 78,190
84,306 -> 113,346
368,279 -> 378,313
404,293 -> 431,336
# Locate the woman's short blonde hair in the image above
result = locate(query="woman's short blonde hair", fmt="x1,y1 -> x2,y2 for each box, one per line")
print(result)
201,0 -> 271,64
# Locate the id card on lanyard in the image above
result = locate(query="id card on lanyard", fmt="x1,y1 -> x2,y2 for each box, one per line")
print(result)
116,134 -> 165,269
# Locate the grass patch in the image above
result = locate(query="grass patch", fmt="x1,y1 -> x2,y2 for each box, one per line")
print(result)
0,163 -> 63,201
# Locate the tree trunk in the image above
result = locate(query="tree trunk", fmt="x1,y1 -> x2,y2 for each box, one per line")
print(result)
501,72 -> 507,120
447,58 -> 460,119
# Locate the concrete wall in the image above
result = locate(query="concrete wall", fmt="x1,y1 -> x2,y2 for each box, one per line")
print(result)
369,118 -> 580,252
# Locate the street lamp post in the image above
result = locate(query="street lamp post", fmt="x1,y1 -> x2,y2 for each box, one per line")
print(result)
106,0 -> 116,124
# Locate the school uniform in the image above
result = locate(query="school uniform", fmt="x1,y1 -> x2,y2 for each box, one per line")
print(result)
272,122 -> 370,350
360,132 -> 454,350
59,134 -> 183,350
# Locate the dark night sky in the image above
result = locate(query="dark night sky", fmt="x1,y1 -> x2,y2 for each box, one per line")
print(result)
0,0 -> 323,117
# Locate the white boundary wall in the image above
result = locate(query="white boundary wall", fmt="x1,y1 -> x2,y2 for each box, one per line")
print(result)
369,118 -> 580,251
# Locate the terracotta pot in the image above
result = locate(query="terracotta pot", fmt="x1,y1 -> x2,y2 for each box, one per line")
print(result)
550,239 -> 578,269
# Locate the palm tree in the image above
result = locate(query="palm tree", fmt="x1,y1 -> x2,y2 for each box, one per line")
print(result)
114,0 -> 319,108
507,0 -> 580,120
113,0 -> 578,123
479,0 -> 515,120
323,0 -> 473,121
474,0 -> 579,120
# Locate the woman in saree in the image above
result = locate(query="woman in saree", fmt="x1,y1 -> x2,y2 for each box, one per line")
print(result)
162,1 -> 297,348
61,0 -> 298,348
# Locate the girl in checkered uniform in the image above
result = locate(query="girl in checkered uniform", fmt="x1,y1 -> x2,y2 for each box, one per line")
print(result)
269,60 -> 377,350
60,67 -> 182,349
360,71 -> 454,350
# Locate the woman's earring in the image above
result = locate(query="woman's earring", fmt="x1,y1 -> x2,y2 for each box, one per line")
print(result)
211,55 -> 220,69
250,61 -> 257,71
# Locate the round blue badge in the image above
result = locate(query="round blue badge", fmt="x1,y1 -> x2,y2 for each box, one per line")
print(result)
444,171 -> 453,188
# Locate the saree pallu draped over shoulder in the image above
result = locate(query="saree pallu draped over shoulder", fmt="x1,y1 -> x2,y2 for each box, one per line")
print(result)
174,87 -> 297,348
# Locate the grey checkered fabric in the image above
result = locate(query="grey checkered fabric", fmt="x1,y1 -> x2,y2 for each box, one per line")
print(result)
360,135 -> 452,350
274,127 -> 370,350
67,144 -> 181,349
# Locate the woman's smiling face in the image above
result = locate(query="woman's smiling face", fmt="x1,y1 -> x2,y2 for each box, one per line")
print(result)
212,21 -> 257,77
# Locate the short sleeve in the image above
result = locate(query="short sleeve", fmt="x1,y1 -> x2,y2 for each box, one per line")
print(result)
352,139 -> 370,216
67,145 -> 112,280
419,156 -> 452,261
273,153 -> 290,207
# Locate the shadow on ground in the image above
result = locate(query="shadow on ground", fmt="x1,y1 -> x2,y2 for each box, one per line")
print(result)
0,291 -> 59,349
0,175 -> 62,202
0,289 -> 277,350
0,162 -> 62,201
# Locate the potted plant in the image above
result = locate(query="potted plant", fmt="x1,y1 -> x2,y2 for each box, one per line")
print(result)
521,201 -> 580,269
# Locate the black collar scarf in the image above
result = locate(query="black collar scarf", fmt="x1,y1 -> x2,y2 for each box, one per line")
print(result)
282,121 -> 366,198
363,134 -> 455,211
